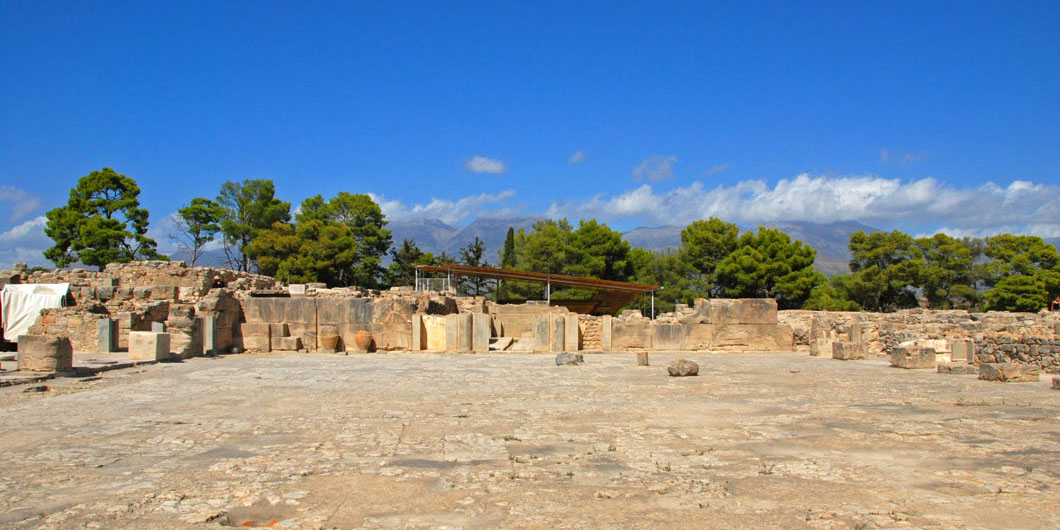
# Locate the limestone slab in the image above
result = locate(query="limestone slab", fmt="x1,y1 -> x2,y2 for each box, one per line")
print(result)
128,331 -> 170,361
17,335 -> 73,372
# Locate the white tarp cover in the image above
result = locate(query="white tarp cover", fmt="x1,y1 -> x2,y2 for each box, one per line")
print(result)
1,283 -> 69,341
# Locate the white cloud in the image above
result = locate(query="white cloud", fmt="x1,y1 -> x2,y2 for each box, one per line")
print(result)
465,156 -> 507,174
0,216 -> 51,269
569,151 -> 585,164
545,174 -> 1060,237
632,155 -> 678,182
0,185 -> 43,223
372,190 -> 518,226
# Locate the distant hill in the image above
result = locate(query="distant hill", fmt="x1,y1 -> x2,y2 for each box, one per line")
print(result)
389,215 -> 542,264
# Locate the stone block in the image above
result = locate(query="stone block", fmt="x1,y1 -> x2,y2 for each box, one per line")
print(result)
201,316 -> 217,355
151,321 -> 165,332
550,315 -> 566,352
96,286 -> 115,301
937,363 -> 978,374
1052,377 -> 1060,390
302,331 -> 318,352
411,314 -> 424,351
97,318 -> 117,353
652,323 -> 692,351
979,363 -> 1039,382
244,297 -> 319,346
240,322 -> 272,338
458,313 -> 473,352
533,316 -> 551,353
612,321 -> 652,350
288,284 -> 307,296
601,315 -> 612,351
832,341 -> 865,360
128,331 -> 170,361
472,313 -> 490,353
695,298 -> 777,325
891,347 -> 936,369
667,359 -> 699,376
242,336 -> 271,352
810,338 -> 833,357
775,324 -> 794,351
269,323 -> 289,338
273,336 -> 302,351
151,286 -> 179,300
445,314 -> 460,352
951,340 -> 974,363
17,335 -> 73,372
564,314 -> 579,351
637,351 -> 649,366
555,353 -> 583,365
712,324 -> 778,351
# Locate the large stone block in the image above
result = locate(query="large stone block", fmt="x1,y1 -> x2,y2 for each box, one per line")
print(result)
979,363 -> 1039,382
533,315 -> 551,353
457,313 -> 473,352
601,315 -> 613,351
712,324 -> 778,351
269,323 -> 290,338
832,341 -> 865,360
17,335 -> 73,372
128,331 -> 170,361
891,347 -> 936,369
242,336 -> 271,352
411,314 -> 425,351
612,321 -> 651,350
445,314 -> 460,351
686,298 -> 778,325
97,318 -> 117,353
551,315 -> 566,352
651,323 -> 692,351
564,314 -> 579,351
244,297 -> 319,345
472,313 -> 490,353
810,338 -> 833,357
775,323 -> 794,352
951,340 -> 974,363
240,322 -> 271,338
273,336 -> 303,351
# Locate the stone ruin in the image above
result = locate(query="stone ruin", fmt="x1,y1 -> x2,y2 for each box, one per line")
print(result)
2,260 -> 1059,389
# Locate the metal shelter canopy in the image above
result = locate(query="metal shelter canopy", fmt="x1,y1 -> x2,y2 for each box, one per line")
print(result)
415,264 -> 660,316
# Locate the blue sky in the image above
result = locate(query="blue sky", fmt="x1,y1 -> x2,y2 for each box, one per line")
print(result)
1,1 -> 1058,267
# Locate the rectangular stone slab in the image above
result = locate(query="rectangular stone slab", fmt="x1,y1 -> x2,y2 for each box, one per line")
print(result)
128,331 -> 170,361
17,335 -> 73,372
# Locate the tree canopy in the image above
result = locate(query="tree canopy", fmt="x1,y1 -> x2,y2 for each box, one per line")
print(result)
44,167 -> 164,269
172,198 -> 223,266
216,179 -> 291,272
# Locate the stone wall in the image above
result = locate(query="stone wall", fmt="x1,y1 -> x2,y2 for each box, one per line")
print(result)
974,336 -> 1060,374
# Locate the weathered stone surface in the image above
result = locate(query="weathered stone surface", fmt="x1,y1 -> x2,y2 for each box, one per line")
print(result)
411,314 -> 425,351
637,351 -> 649,366
555,352 -> 583,365
128,331 -> 170,361
667,359 -> 699,376
565,314 -> 579,351
240,322 -> 271,338
551,315 -> 566,353
979,362 -> 1039,382
712,324 -> 777,351
241,336 -> 271,353
17,335 -> 73,372
1053,377 -> 1060,389
601,315 -> 613,351
445,314 -> 460,352
472,313 -> 490,353
891,347 -> 936,369
273,336 -> 303,351
937,363 -> 978,374
97,318 -> 117,353
533,315 -> 550,353
201,316 -> 217,355
151,321 -> 165,332
457,313 -> 473,352
269,323 -> 289,338
288,284 -> 307,296
951,339 -> 974,363
612,321 -> 651,350
832,341 -> 865,360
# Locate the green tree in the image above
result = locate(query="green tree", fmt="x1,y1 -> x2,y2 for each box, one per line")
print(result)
387,239 -> 436,288
249,220 -> 358,286
803,274 -> 861,311
295,192 -> 392,287
567,219 -> 634,281
715,227 -> 820,309
915,233 -> 978,309
982,234 -> 1060,311
627,247 -> 702,315
217,179 -> 291,272
44,167 -> 164,269
847,230 -> 924,311
172,198 -> 223,266
501,226 -> 517,268
680,218 -> 739,296
458,236 -> 491,296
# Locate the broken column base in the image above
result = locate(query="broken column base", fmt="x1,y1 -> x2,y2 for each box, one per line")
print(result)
832,341 -> 865,360
978,363 -> 1039,383
17,335 -> 73,372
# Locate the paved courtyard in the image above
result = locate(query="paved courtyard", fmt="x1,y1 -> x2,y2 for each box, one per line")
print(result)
1,352 -> 1058,529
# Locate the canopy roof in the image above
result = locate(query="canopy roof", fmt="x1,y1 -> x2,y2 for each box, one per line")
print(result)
415,264 -> 658,315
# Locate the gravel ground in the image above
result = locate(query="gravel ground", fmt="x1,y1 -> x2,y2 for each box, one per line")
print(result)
1,351 -> 1058,529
